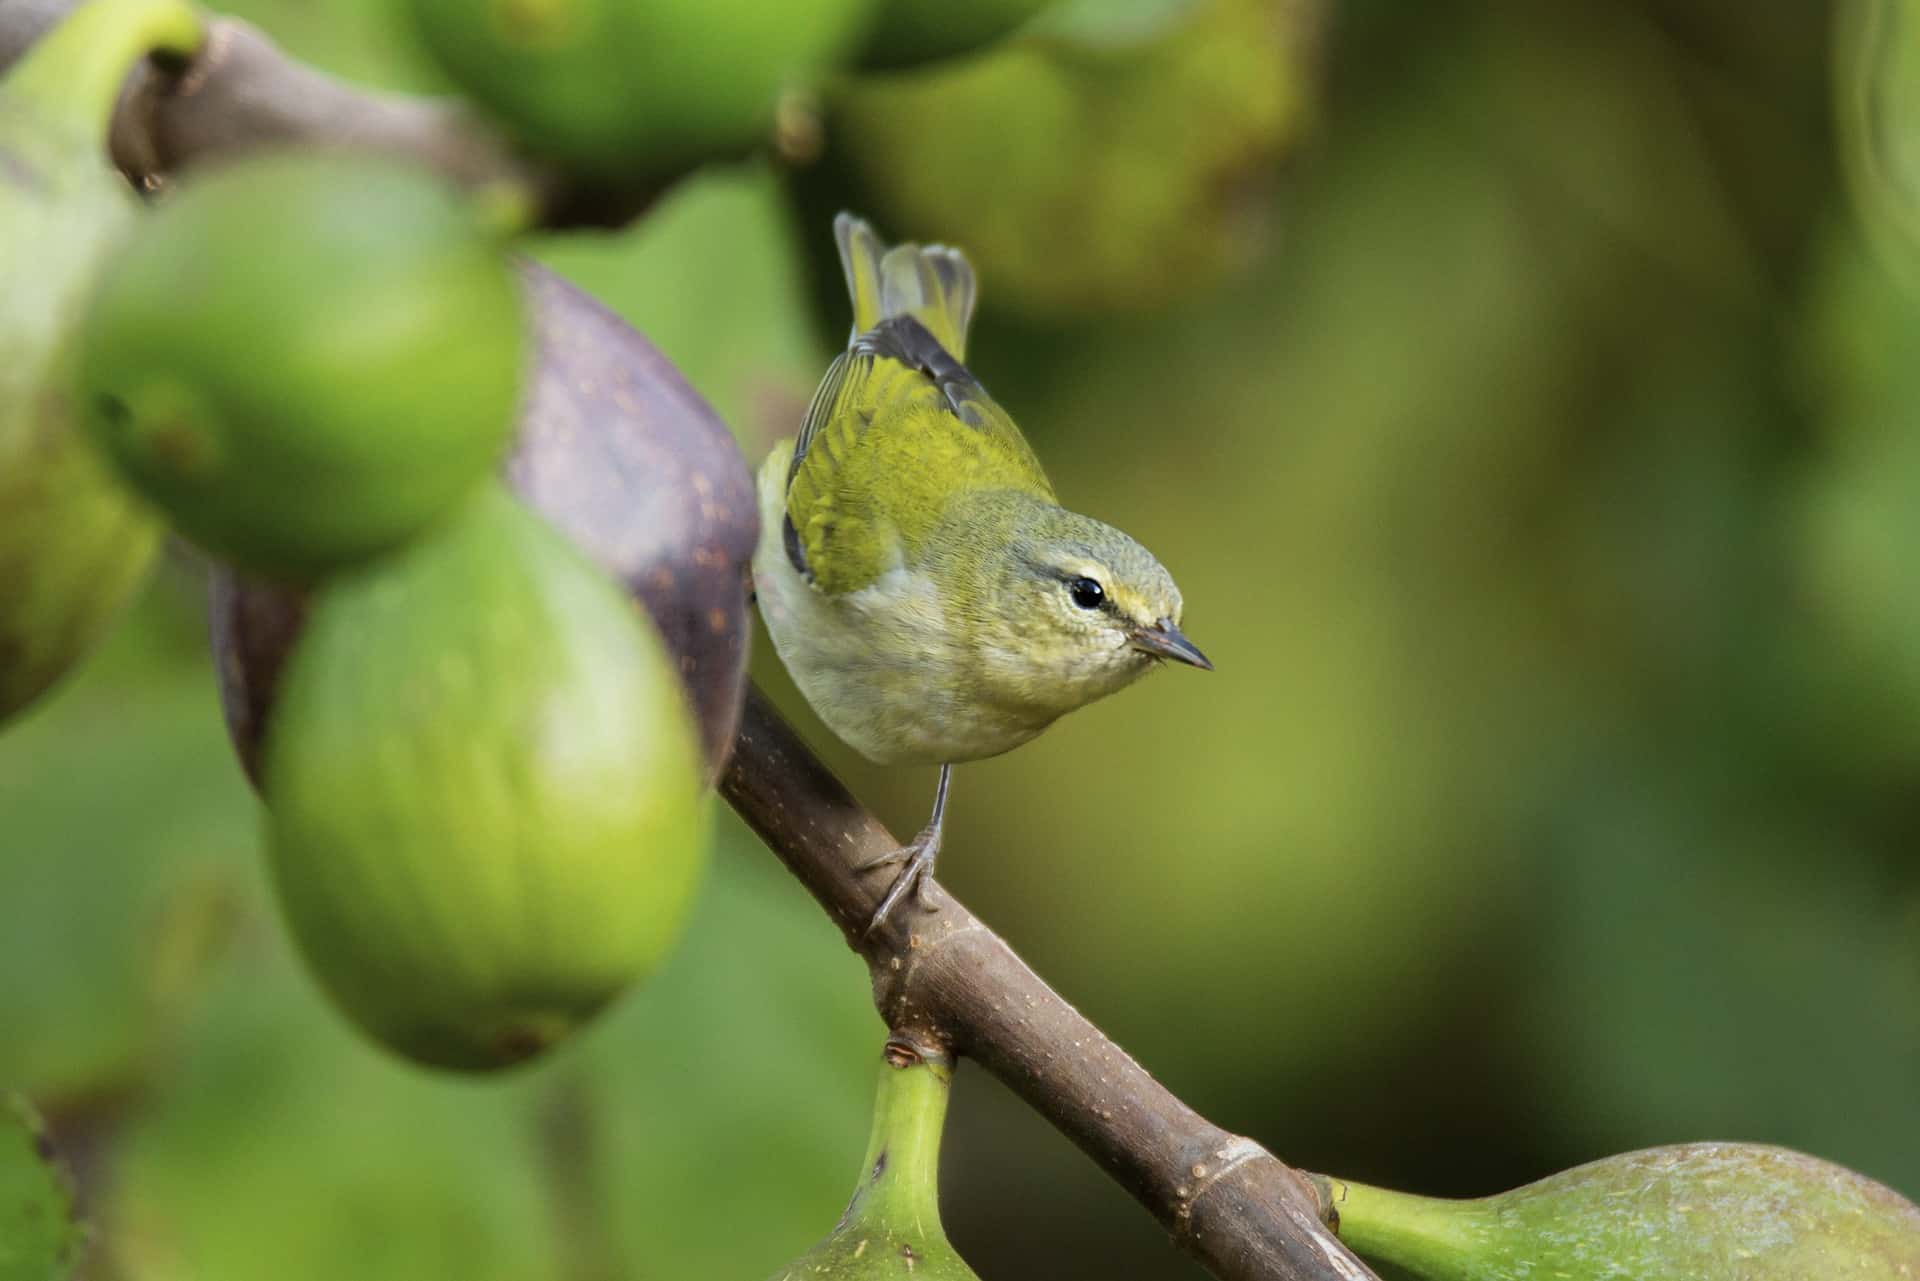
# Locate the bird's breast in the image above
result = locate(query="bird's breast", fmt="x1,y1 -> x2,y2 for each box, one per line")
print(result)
753,466 -> 1057,764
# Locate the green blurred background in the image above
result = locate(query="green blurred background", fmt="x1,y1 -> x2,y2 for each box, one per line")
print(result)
5,0 -> 1919,1278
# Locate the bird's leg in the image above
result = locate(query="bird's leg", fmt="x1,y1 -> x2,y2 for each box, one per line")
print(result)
859,765 -> 951,937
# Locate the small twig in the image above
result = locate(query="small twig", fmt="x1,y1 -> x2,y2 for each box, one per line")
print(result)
722,687 -> 1375,1281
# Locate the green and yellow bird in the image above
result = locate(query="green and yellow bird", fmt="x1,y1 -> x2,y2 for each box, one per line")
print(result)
755,214 -> 1210,932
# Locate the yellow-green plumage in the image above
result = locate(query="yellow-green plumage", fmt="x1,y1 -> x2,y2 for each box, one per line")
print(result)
756,214 -> 1208,928
783,220 -> 1051,598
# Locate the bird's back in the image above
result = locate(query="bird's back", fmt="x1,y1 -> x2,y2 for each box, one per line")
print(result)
781,215 -> 1054,597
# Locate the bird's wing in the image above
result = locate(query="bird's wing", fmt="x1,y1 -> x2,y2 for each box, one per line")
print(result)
784,318 -> 1054,596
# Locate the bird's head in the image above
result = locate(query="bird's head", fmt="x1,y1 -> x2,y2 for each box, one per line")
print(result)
968,503 -> 1210,717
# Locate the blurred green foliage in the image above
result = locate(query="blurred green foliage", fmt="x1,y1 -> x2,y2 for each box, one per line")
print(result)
3,1 -> 1918,1280
801,0 -> 1310,314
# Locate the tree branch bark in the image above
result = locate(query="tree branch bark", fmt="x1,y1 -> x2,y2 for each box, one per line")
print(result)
722,688 -> 1373,1281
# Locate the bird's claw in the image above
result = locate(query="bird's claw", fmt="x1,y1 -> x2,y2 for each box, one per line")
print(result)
861,827 -> 943,938
855,845 -> 907,873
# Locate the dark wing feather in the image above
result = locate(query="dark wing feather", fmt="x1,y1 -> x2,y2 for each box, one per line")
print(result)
854,316 -> 989,426
787,349 -> 851,490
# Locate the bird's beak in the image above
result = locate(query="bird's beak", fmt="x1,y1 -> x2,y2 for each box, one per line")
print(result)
1130,619 -> 1213,670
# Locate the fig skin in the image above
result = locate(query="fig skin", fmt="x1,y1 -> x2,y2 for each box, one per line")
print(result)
210,260 -> 757,784
0,0 -> 205,722
78,151 -> 527,579
262,485 -> 708,1072
1327,1142 -> 1920,1281
402,0 -> 878,183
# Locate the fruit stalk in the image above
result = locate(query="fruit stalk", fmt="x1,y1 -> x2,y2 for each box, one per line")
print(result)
849,1040 -> 952,1239
7,0 -> 202,139
1319,1178 -> 1480,1281
768,1037 -> 977,1278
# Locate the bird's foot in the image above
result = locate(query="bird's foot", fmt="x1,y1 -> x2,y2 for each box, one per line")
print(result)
859,825 -> 943,938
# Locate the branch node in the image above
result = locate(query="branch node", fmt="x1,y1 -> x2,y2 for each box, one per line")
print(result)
868,906 -> 986,1035
1177,1137 -> 1281,1232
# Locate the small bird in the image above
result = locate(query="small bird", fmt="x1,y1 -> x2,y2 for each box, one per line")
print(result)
754,214 -> 1211,933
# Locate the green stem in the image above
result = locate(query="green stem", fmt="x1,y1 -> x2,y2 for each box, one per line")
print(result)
1324,1176 -> 1487,1281
6,0 -> 206,140
846,1042 -> 954,1239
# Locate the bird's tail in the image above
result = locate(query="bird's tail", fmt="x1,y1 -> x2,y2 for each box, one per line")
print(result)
834,212 -> 977,361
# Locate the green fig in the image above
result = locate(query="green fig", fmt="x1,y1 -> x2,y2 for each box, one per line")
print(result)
0,0 -> 202,723
0,1094 -> 81,1281
78,150 -> 525,580
404,0 -> 877,184
1321,1143 -> 1920,1281
208,260 -> 758,788
769,1040 -> 977,1280
262,485 -> 708,1071
800,0 -> 1314,317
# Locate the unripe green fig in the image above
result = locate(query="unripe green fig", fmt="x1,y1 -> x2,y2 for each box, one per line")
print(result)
210,261 -> 757,786
768,1040 -> 978,1279
404,0 -> 877,184
800,0 -> 1314,317
855,0 -> 1052,70
262,485 -> 709,1071
1322,1143 -> 1920,1281
78,150 -> 525,580
0,0 -> 202,723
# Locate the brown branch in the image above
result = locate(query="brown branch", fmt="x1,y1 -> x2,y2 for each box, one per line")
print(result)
722,687 -> 1374,1281
0,0 -> 659,227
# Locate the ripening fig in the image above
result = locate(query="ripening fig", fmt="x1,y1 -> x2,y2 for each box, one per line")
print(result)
768,1040 -> 979,1280
209,261 -> 757,786
0,0 -> 202,723
262,485 -> 708,1071
501,263 -> 757,777
403,0 -> 876,183
78,150 -> 525,579
1321,1142 -> 1920,1281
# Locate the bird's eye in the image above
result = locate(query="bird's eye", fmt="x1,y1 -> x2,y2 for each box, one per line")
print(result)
1067,577 -> 1105,610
